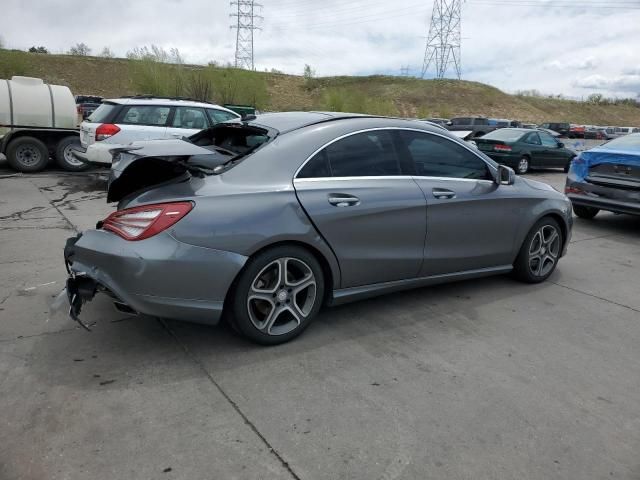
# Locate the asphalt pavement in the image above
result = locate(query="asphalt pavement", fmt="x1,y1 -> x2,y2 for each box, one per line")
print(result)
0,165 -> 638,480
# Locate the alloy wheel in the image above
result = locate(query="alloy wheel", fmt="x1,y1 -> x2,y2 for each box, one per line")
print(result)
517,157 -> 529,174
528,224 -> 560,277
247,257 -> 317,336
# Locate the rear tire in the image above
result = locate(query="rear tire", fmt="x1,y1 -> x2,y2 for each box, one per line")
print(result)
573,205 -> 599,219
55,136 -> 89,172
7,136 -> 49,172
513,217 -> 563,283
516,156 -> 530,174
230,246 -> 325,345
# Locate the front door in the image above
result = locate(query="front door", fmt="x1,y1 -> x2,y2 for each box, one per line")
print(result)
293,129 -> 427,288
396,129 -> 521,276
539,131 -> 566,167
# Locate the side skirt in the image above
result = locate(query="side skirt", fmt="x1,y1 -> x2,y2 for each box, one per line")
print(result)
329,265 -> 513,306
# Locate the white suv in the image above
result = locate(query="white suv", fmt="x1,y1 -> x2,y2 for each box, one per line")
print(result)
77,97 -> 241,164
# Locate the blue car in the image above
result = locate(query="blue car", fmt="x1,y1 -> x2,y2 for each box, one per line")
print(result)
565,133 -> 640,218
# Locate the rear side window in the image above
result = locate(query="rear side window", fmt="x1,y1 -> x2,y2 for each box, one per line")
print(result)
87,103 -> 117,123
400,130 -> 491,180
298,130 -> 401,178
207,109 -> 239,124
116,105 -> 171,126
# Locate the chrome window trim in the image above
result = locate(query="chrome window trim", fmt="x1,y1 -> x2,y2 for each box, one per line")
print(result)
293,126 -> 497,181
294,176 -> 494,184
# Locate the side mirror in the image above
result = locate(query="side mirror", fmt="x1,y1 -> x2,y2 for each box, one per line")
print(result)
446,121 -> 453,126
497,164 -> 516,186
557,142 -> 564,148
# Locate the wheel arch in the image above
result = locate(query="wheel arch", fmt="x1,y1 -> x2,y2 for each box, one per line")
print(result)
535,211 -> 570,254
223,240 -> 339,315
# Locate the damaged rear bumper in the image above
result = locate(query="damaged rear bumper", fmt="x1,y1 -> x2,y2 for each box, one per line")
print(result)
63,229 -> 248,327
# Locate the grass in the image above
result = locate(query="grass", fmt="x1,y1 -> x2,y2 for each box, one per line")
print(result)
1,49 -> 639,126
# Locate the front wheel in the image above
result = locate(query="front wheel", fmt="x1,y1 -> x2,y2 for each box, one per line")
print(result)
564,156 -> 575,173
230,246 -> 325,345
513,217 -> 563,283
56,136 -> 90,171
573,205 -> 599,219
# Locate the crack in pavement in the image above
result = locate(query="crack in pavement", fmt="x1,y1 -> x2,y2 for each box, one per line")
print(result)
28,178 -> 79,233
0,327 -> 78,344
550,281 -> 640,314
158,319 -> 303,480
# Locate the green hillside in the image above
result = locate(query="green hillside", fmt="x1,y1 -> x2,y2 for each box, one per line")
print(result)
1,49 -> 639,126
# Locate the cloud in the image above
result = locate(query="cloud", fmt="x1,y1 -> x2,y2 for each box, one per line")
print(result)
573,74 -> 640,94
545,56 -> 598,71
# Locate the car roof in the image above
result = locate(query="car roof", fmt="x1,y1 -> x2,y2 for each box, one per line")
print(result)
104,97 -> 239,114
245,111 -> 380,134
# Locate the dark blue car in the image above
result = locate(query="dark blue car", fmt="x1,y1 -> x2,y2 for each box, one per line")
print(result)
565,133 -> 640,218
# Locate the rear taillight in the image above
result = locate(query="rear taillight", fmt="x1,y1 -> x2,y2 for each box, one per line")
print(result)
102,202 -> 193,241
565,186 -> 583,194
494,144 -> 512,152
95,123 -> 121,141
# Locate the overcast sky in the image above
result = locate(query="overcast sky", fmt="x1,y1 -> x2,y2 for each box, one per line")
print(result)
1,0 -> 639,98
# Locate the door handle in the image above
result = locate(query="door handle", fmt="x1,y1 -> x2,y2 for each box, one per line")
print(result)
432,188 -> 456,199
328,194 -> 360,207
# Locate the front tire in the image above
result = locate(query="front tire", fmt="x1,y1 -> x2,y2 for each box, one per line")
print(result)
230,246 -> 325,345
55,136 -> 90,172
573,205 -> 599,219
516,156 -> 530,174
513,217 -> 563,283
564,156 -> 575,173
7,136 -> 49,172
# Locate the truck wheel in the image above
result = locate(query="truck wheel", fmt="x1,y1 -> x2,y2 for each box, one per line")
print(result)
55,136 -> 89,171
7,136 -> 50,172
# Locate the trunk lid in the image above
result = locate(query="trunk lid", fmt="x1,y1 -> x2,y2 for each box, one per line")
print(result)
106,123 -> 272,204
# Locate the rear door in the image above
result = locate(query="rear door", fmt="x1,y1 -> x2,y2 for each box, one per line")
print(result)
293,129 -> 427,288
398,129 -> 521,276
166,106 -> 209,139
111,104 -> 171,143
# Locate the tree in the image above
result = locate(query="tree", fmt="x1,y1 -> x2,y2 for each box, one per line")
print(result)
68,42 -> 91,56
303,64 -> 315,80
0,36 -> 4,49
100,46 -> 114,58
587,93 -> 604,104
28,46 -> 49,54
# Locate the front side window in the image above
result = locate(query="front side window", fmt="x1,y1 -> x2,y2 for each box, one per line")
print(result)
539,132 -> 558,147
400,130 -> 491,180
207,109 -> 239,124
451,118 -> 471,126
117,105 -> 171,126
297,130 -> 401,178
172,107 -> 207,129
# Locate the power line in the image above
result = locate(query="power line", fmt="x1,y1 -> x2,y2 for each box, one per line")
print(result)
231,0 -> 262,70
421,0 -> 463,80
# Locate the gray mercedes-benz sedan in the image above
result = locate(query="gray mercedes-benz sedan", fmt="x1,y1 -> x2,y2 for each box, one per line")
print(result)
64,112 -> 572,344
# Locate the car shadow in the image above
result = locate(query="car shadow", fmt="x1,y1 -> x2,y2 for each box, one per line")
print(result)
163,274 -> 548,373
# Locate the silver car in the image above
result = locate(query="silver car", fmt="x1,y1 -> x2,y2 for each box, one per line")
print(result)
64,112 -> 572,344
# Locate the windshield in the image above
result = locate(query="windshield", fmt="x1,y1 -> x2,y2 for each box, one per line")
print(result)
87,103 -> 116,123
599,134 -> 640,151
481,129 -> 525,142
